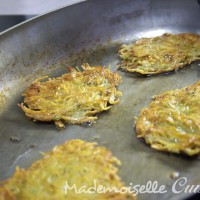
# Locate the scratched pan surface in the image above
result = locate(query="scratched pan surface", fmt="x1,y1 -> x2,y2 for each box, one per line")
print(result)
0,0 -> 200,199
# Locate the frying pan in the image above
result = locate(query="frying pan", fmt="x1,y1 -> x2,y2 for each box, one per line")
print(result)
0,0 -> 200,199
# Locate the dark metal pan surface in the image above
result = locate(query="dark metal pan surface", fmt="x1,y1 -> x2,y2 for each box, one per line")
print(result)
0,0 -> 200,199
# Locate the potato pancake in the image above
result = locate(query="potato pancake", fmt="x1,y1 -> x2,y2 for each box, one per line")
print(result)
118,33 -> 200,74
136,81 -> 200,156
0,140 -> 136,200
20,64 -> 122,128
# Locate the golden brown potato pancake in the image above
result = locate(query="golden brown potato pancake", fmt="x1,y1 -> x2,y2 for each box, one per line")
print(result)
136,81 -> 200,156
0,140 -> 136,200
118,33 -> 200,74
20,64 -> 122,128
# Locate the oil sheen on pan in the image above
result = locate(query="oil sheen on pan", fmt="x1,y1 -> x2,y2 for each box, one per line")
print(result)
136,81 -> 200,156
0,140 -> 136,200
118,33 -> 200,74
19,64 -> 122,128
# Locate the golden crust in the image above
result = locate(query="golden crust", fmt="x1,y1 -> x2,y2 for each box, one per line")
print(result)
0,188 -> 16,200
118,33 -> 200,74
136,81 -> 200,156
0,140 -> 136,200
19,64 -> 122,128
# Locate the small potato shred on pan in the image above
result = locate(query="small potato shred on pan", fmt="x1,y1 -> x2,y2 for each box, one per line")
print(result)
19,64 -> 122,128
